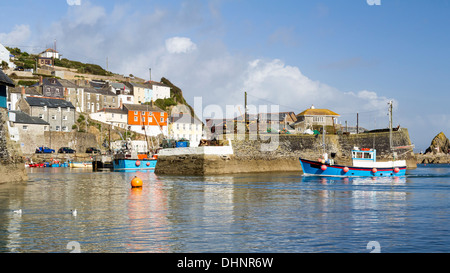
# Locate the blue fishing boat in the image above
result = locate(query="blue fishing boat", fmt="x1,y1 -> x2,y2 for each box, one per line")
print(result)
299,147 -> 406,177
113,157 -> 157,172
300,101 -> 409,177
112,138 -> 158,172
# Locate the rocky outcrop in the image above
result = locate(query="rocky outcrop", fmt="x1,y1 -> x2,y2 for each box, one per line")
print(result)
416,153 -> 450,164
425,132 -> 450,154
0,108 -> 27,183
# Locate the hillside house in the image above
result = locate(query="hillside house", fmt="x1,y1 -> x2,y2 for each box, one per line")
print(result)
123,103 -> 168,136
39,48 -> 60,59
125,82 -> 152,104
147,81 -> 170,101
17,96 -> 76,132
0,69 -> 15,108
89,108 -> 128,129
41,77 -> 64,98
169,113 -> 203,147
293,105 -> 340,134
8,110 -> 49,154
7,86 -> 41,111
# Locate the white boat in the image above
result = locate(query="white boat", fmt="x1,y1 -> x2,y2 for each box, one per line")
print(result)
69,162 -> 92,168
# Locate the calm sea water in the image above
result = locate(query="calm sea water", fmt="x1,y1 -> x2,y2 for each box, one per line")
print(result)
0,164 -> 450,253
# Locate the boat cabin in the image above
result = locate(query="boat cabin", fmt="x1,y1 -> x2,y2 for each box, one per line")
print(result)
352,147 -> 377,163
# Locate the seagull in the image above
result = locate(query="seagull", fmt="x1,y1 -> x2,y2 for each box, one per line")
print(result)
13,209 -> 22,215
71,209 -> 77,216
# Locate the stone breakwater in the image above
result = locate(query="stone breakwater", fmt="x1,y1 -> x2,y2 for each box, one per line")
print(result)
155,129 -> 417,175
415,153 -> 450,164
0,108 -> 27,184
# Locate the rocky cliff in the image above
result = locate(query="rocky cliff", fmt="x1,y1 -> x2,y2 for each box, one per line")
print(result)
0,108 -> 27,183
424,132 -> 450,154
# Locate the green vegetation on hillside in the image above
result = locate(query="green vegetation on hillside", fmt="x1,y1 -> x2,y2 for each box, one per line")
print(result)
6,47 -> 36,69
6,46 -> 112,76
54,58 -> 112,76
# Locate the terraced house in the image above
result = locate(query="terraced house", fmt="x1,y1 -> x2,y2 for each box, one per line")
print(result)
16,96 -> 75,132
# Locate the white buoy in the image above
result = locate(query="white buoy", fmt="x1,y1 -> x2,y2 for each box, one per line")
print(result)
71,209 -> 77,216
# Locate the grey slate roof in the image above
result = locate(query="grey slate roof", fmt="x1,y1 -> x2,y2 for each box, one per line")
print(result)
9,110 -> 49,125
0,69 -> 15,87
25,96 -> 75,109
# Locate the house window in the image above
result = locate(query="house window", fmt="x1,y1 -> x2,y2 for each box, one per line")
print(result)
134,116 -> 138,122
97,103 -> 100,111
96,94 -> 100,101
313,116 -> 324,123
43,106 -> 47,111
44,126 -> 47,131
51,115 -> 56,120
56,126 -> 60,131
112,97 -> 115,103
62,126 -> 68,132
67,107 -> 70,112
160,117 -> 164,123
134,111 -> 138,115
39,114 -> 43,119
22,125 -> 28,130
87,103 -> 90,110
104,97 -> 106,102
63,115 -> 67,120
58,107 -> 61,112
127,97 -> 131,101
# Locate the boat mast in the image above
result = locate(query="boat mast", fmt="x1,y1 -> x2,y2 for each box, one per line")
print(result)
388,100 -> 394,159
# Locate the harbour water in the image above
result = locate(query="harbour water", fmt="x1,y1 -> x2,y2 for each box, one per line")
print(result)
1,164 -> 450,253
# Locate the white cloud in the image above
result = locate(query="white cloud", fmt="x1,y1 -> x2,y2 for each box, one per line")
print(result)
18,1 -> 394,128
165,37 -> 197,54
67,0 -> 81,6
0,24 -> 31,45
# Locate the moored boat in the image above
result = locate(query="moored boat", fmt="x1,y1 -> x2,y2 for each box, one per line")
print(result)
112,138 -> 158,172
113,158 -> 157,172
299,147 -> 406,177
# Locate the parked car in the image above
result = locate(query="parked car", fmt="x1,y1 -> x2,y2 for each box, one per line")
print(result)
85,147 -> 100,154
58,147 -> 76,154
35,146 -> 55,153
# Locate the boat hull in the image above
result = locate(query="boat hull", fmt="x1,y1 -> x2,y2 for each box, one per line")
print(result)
113,159 -> 157,172
299,158 -> 406,177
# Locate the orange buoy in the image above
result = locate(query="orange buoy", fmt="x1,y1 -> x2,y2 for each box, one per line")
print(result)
321,165 -> 327,171
394,167 -> 400,173
136,160 -> 141,167
146,162 -> 150,166
131,176 -> 143,188
372,168 -> 377,173
343,167 -> 349,173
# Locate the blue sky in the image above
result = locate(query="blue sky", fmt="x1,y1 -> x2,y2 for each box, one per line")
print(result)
1,0 -> 449,151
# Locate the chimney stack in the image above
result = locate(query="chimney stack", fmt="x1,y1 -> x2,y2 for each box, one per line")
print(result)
39,76 -> 43,86
21,86 -> 25,99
